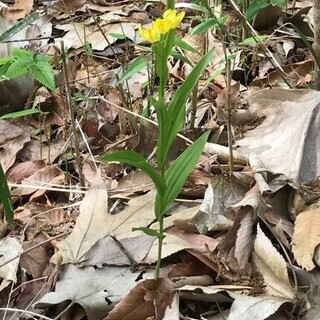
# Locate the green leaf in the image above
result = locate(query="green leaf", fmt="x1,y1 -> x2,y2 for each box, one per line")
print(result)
117,55 -> 148,84
4,59 -> 31,78
83,40 -> 93,56
30,61 -> 55,90
0,108 -> 43,119
271,0 -> 286,5
0,162 -> 13,225
0,57 -> 11,66
174,37 -> 199,54
11,48 -> 33,59
99,150 -> 166,196
110,32 -> 125,40
157,49 -> 215,167
132,227 -> 166,239
170,51 -> 193,66
240,35 -> 269,46
0,11 -> 39,43
157,131 -> 210,215
246,0 -> 268,21
189,18 -> 223,35
34,54 -> 52,63
0,60 -> 11,79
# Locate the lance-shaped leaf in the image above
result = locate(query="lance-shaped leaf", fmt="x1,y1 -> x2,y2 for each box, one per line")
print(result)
99,151 -> 166,196
157,50 -> 214,167
156,131 -> 210,216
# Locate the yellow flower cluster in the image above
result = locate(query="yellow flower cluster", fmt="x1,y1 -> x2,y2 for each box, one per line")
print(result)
139,9 -> 185,43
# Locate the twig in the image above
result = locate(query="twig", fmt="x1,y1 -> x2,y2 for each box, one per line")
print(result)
60,41 -> 85,188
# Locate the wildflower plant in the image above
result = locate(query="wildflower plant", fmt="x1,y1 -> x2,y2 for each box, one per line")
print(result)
100,6 -> 214,278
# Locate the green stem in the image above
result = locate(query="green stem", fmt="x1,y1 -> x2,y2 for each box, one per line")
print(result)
155,218 -> 164,278
189,82 -> 198,129
167,0 -> 174,9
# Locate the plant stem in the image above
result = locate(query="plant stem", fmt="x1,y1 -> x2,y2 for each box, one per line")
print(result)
60,41 -> 85,188
167,0 -> 174,9
225,59 -> 234,175
155,218 -> 164,279
189,82 -> 198,129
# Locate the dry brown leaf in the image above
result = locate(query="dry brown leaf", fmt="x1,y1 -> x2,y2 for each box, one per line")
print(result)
11,165 -> 63,196
292,208 -> 320,270
86,234 -> 155,266
36,264 -> 140,320
53,183 -> 157,266
6,160 -> 46,183
1,0 -> 33,20
56,21 -> 139,50
237,88 -> 320,182
228,293 -> 289,320
20,233 -> 52,279
235,210 -> 254,270
52,175 -> 109,264
253,224 -> 294,300
54,0 -> 86,11
104,278 -> 175,320
0,120 -> 32,172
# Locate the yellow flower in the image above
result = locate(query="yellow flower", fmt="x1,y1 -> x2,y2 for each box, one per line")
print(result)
153,18 -> 171,35
139,25 -> 161,43
138,9 -> 185,43
162,9 -> 185,29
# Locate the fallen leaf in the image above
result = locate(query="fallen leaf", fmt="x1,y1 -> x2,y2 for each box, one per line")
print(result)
253,224 -> 294,300
228,293 -> 290,320
0,237 -> 22,288
36,264 -> 140,320
292,208 -> 320,270
104,278 -> 175,320
237,88 -> 320,182
52,175 -> 109,264
2,0 -> 33,20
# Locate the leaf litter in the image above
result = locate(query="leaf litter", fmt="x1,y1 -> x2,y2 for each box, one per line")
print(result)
0,0 -> 320,319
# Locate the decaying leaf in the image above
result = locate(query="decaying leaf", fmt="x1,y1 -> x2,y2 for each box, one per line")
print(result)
237,88 -> 320,182
228,293 -> 290,320
292,208 -> 320,271
36,264 -> 140,320
52,175 -> 110,264
0,236 -> 22,290
104,278 -> 175,320
253,224 -> 294,300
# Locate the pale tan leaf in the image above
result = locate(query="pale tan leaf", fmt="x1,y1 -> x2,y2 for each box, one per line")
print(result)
2,0 -> 33,20
292,208 -> 320,270
235,210 -> 253,270
228,294 -> 288,320
55,189 -> 156,266
237,88 -> 320,181
36,264 -> 140,320
86,234 -> 155,266
0,237 -> 22,284
56,22 -> 139,50
54,175 -> 110,264
110,191 -> 155,239
253,224 -> 294,300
